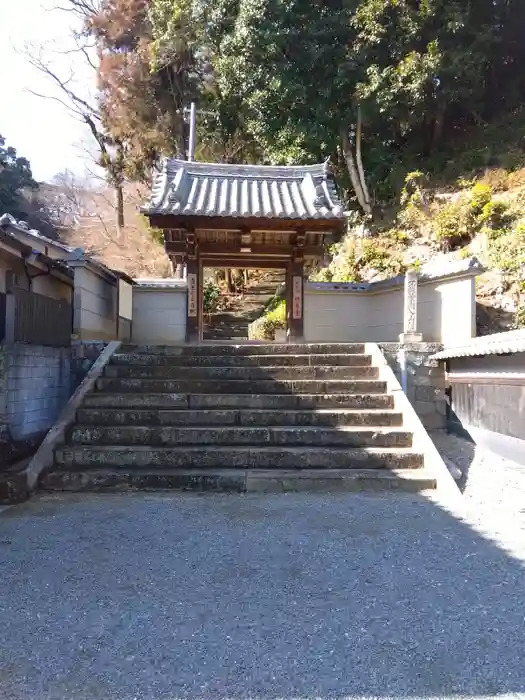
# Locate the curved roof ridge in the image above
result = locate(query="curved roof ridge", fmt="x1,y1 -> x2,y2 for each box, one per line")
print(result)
143,158 -> 345,221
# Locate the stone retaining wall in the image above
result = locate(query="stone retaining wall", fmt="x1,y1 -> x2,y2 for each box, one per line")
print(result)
379,342 -> 446,430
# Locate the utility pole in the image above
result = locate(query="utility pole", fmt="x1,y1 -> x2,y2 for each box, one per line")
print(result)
188,102 -> 197,162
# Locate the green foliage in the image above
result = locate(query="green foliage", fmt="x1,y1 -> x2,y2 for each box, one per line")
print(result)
312,233 -> 406,283
400,171 -> 427,207
432,184 -> 515,251
470,184 -> 492,215
489,221 -> 525,275
138,214 -> 164,244
479,200 -> 512,231
203,280 -> 220,315
249,299 -> 286,340
515,304 -> 525,328
0,135 -> 37,219
85,0 -> 525,210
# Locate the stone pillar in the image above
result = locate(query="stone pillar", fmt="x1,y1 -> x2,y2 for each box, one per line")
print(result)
399,269 -> 423,343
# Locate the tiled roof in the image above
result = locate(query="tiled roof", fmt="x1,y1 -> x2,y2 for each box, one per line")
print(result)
433,329 -> 525,360
134,278 -> 187,289
142,159 -> 345,220
0,214 -> 134,285
0,213 -> 77,253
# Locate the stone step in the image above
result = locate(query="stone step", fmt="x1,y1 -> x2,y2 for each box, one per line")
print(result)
110,353 -> 372,368
68,425 -> 413,448
77,407 -> 404,428
118,343 -> 366,356
103,365 -> 379,380
95,378 -> 387,395
41,468 -> 437,493
83,392 -> 395,410
54,445 -> 424,470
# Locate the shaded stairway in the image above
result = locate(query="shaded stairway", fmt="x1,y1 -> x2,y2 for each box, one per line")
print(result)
42,343 -> 437,493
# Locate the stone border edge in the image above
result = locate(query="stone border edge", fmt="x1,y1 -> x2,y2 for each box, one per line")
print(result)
0,340 -> 122,505
366,342 -> 463,508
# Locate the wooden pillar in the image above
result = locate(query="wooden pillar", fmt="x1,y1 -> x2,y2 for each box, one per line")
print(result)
185,233 -> 200,343
287,261 -> 304,342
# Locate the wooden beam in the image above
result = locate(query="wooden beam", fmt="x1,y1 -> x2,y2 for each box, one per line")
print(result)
165,242 -> 324,257
148,213 -> 343,234
201,258 -> 288,270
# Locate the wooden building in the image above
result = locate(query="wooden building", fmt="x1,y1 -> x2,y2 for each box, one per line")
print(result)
142,158 -> 345,342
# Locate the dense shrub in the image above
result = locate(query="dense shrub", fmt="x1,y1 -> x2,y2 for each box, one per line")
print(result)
248,300 -> 286,340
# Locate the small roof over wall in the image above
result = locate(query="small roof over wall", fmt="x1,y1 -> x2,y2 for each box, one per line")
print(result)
142,159 -> 345,222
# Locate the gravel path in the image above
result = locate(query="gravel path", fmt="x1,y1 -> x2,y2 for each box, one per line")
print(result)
1,488 -> 525,700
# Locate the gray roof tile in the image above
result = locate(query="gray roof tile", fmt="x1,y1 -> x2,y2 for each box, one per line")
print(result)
433,329 -> 525,360
143,159 -> 345,220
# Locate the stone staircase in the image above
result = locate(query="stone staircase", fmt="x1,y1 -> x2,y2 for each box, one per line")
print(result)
42,343 -> 437,493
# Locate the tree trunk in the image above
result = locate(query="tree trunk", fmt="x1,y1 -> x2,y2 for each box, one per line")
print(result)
355,107 -> 372,213
341,129 -> 371,217
115,185 -> 124,239
244,269 -> 249,285
226,268 -> 234,294
430,100 -> 446,152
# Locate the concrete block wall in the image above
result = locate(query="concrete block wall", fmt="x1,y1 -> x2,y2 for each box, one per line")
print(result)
4,344 -> 71,441
379,342 -> 446,431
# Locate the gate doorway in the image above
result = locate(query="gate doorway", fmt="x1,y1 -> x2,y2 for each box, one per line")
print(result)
141,158 -> 345,344
202,267 -> 286,342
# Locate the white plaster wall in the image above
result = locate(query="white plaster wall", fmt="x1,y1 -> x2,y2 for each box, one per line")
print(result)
73,266 -> 117,341
132,287 -> 187,344
118,279 -> 133,320
367,288 -> 404,342
304,275 -> 477,344
435,276 -> 476,345
0,254 -> 72,301
303,290 -> 369,342
0,257 -> 24,293
32,275 -> 72,303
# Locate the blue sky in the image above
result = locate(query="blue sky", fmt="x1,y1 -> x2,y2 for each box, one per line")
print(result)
0,0 -> 95,182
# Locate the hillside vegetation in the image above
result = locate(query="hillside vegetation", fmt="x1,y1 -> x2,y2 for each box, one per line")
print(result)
3,0 -> 525,330
311,108 -> 525,334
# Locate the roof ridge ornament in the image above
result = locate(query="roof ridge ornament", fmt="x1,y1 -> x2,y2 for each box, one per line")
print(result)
323,157 -> 334,179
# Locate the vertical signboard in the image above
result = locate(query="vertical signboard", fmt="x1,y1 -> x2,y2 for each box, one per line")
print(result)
187,272 -> 198,317
292,275 -> 302,320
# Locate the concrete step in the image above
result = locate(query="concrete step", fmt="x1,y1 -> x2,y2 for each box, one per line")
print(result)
41,468 -> 437,493
110,353 -> 372,368
118,343 -> 366,356
95,378 -> 387,395
69,425 -> 413,448
83,392 -> 395,410
54,445 -> 424,470
77,407 -> 404,428
103,365 -> 379,380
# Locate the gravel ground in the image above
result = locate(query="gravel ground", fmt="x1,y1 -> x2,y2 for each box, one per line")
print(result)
432,430 -> 525,559
1,486 -> 525,700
